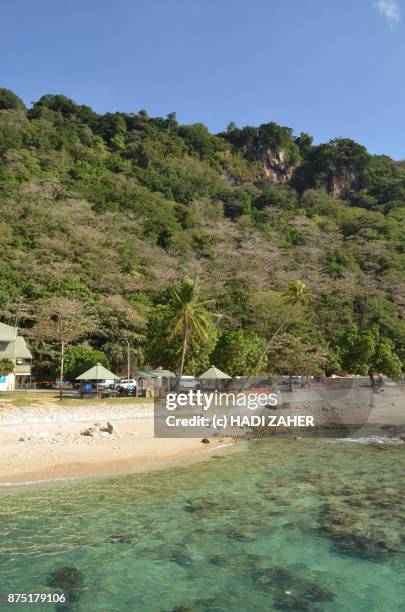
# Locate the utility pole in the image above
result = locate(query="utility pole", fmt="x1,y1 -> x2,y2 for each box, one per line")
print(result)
123,337 -> 130,380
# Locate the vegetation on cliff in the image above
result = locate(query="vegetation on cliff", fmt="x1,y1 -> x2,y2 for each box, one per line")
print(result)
0,88 -> 403,377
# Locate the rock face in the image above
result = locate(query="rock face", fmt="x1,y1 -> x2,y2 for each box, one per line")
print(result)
326,167 -> 362,199
258,149 -> 296,184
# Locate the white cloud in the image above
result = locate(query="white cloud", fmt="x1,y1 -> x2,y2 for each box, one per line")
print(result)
374,0 -> 401,27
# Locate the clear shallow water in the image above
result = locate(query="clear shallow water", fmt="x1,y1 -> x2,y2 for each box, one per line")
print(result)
0,439 -> 405,611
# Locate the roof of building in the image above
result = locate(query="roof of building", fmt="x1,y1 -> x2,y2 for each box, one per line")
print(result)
0,324 -> 32,359
0,322 -> 17,340
76,363 -> 119,380
137,369 -> 177,378
198,365 -> 232,379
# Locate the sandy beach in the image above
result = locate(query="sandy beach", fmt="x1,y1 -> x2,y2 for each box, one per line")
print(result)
0,399 -> 228,486
0,384 -> 403,486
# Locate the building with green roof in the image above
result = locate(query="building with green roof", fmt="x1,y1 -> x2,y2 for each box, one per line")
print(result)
0,322 -> 33,390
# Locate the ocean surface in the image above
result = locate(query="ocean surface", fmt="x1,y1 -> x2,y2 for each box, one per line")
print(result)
0,438 -> 404,611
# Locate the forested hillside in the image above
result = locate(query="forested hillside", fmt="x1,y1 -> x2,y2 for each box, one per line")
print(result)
0,88 -> 404,379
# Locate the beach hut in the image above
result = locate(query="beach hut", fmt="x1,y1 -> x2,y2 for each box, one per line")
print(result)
199,365 -> 232,380
136,369 -> 177,396
76,363 -> 119,396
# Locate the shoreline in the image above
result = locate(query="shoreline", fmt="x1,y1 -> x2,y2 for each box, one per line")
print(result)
0,386 -> 403,487
0,401 -> 230,487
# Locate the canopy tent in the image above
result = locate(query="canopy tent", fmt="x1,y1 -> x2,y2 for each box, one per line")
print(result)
77,363 -> 118,382
198,365 -> 232,380
76,363 -> 119,396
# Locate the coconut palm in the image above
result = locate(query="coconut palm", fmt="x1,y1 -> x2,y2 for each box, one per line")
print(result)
282,280 -> 314,307
239,280 -> 313,390
166,278 -> 214,387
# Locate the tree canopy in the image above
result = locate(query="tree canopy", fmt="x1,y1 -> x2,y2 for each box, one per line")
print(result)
0,89 -> 403,379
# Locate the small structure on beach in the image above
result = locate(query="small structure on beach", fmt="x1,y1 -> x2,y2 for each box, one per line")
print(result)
136,368 -> 177,397
199,365 -> 232,380
76,363 -> 119,396
198,365 -> 232,390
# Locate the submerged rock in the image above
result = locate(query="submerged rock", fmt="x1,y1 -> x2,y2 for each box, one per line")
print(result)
224,525 -> 256,541
252,565 -> 293,590
183,496 -> 240,515
170,551 -> 193,567
47,566 -> 85,604
299,579 -> 335,603
108,532 -> 136,543
319,482 -> 405,557
273,593 -> 313,611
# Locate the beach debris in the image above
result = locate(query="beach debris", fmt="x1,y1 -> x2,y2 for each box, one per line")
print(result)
18,437 -> 25,442
47,566 -> 85,604
201,438 -> 210,444
108,532 -> 136,543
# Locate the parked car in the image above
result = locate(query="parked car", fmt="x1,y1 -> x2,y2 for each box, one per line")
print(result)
117,378 -> 137,390
53,380 -> 72,389
179,376 -> 198,389
98,379 -> 117,389
281,376 -> 302,386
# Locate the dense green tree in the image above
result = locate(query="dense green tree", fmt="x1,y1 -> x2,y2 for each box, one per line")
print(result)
63,344 -> 110,381
210,330 -> 265,376
0,358 -> 14,376
145,305 -> 218,377
267,333 -> 326,389
0,88 -> 25,110
145,279 -> 217,379
334,325 -> 402,381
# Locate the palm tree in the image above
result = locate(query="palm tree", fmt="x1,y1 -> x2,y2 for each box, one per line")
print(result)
166,278 -> 214,388
282,280 -> 314,308
239,280 -> 314,390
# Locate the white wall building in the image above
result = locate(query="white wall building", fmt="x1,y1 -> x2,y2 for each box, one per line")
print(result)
0,322 -> 32,391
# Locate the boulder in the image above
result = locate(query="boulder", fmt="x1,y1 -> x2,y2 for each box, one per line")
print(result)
107,422 -> 118,435
81,427 -> 96,437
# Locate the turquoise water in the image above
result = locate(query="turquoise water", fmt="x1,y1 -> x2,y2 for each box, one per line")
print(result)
0,438 -> 405,611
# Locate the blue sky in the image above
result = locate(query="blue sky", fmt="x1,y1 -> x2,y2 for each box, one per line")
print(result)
2,0 -> 405,158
